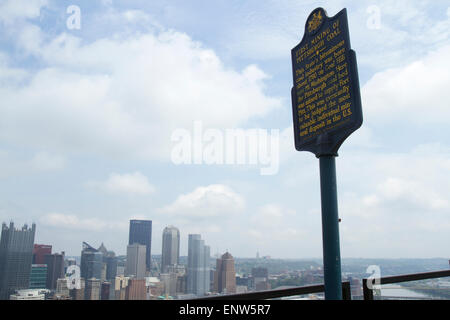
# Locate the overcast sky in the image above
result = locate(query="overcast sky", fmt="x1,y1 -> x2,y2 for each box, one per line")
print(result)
0,0 -> 449,259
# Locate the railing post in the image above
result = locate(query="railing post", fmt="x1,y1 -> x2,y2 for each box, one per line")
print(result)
362,278 -> 374,300
342,281 -> 352,300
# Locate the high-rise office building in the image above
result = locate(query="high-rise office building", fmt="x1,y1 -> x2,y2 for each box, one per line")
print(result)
160,272 -> 178,297
105,255 -> 118,281
125,279 -> 146,300
55,278 -> 70,298
45,252 -> 65,290
251,267 -> 268,278
69,278 -> 85,300
214,252 -> 236,294
251,267 -> 270,291
187,234 -> 210,297
32,244 -> 52,264
101,281 -> 111,300
0,222 -> 36,299
80,242 -> 103,280
29,264 -> 48,289
129,220 -> 152,271
114,275 -> 130,300
97,243 -> 117,281
161,226 -> 180,273
85,278 -> 101,300
126,243 -> 146,279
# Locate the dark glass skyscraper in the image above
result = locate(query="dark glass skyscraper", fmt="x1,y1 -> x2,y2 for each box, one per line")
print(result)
105,255 -> 118,281
97,243 -> 117,281
0,222 -> 36,299
129,220 -> 152,271
45,252 -> 65,290
80,242 -> 103,280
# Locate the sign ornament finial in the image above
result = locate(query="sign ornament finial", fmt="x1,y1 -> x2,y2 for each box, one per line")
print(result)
308,10 -> 323,33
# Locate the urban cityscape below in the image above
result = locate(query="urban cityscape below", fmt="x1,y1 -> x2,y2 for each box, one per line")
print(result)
0,220 -> 448,300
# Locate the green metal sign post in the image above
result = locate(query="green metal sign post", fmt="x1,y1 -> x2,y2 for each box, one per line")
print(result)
290,8 -> 363,300
319,155 -> 342,299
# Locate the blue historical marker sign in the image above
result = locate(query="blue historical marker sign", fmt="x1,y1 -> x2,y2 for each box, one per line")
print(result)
291,8 -> 363,157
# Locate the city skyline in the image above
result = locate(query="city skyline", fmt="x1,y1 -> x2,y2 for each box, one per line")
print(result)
0,219 -> 448,300
0,0 -> 449,261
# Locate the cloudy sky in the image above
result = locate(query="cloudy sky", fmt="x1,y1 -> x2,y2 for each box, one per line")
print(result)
0,0 -> 449,259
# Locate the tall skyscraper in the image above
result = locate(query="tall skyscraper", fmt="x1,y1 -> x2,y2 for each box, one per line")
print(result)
126,243 -> 146,279
45,252 -> 65,290
161,226 -> 180,273
101,281 -> 111,300
105,255 -> 118,281
187,234 -> 210,297
0,222 -> 36,299
129,220 -> 152,272
214,252 -> 236,294
32,244 -> 52,264
80,242 -> 103,280
97,243 -> 117,281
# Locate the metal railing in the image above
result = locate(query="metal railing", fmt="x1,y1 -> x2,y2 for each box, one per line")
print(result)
197,281 -> 352,300
194,269 -> 450,300
362,269 -> 450,300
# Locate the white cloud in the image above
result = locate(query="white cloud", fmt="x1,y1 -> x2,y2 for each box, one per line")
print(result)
250,203 -> 295,227
0,0 -> 47,24
0,150 -> 65,178
362,45 -> 450,124
247,229 -> 264,241
346,0 -> 450,71
1,2 -> 449,259
378,177 -> 449,210
219,0 -> 343,60
87,172 -> 155,195
30,151 -> 66,171
0,22 -> 281,162
40,212 -> 127,231
159,184 -> 245,219
0,53 -> 29,85
245,203 -> 307,251
96,6 -> 163,32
